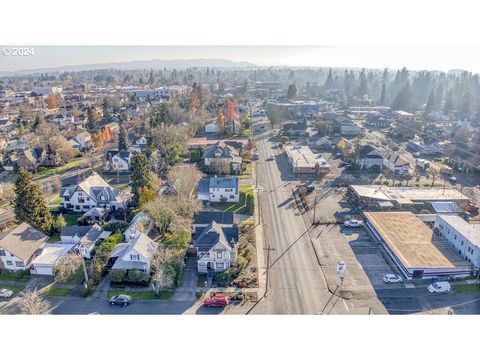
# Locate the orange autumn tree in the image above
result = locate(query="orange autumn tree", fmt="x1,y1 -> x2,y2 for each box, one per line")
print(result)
45,93 -> 59,109
217,109 -> 225,131
91,127 -> 113,148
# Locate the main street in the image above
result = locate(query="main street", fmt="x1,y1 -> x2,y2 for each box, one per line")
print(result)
248,131 -> 331,314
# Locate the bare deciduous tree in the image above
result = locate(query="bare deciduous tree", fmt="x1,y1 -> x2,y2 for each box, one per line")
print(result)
429,167 -> 439,186
150,249 -> 175,293
209,158 -> 231,175
18,289 -> 52,315
54,253 -> 83,283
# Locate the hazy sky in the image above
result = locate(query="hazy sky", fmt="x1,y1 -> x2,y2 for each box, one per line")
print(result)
1,46 -> 480,73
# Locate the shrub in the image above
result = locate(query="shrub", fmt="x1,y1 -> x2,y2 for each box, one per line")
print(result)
214,271 -> 231,284
103,221 -> 129,233
127,270 -> 150,285
110,269 -> 126,283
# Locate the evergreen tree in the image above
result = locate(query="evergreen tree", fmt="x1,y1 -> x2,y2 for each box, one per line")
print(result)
380,83 -> 387,105
443,90 -> 454,113
87,108 -> 99,133
392,81 -> 413,110
425,89 -> 435,114
118,124 -> 129,151
13,168 -> 52,234
435,83 -> 444,111
130,153 -> 153,207
286,82 -> 298,99
32,114 -> 44,130
324,69 -> 335,89
149,103 -> 169,128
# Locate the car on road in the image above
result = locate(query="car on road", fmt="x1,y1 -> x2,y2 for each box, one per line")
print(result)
203,295 -> 229,307
267,155 -> 275,161
383,274 -> 403,284
427,281 -> 451,293
338,161 -> 349,167
306,185 -> 315,194
109,294 -> 133,306
343,219 -> 362,228
449,176 -> 457,183
413,152 -> 421,158
0,289 -> 13,298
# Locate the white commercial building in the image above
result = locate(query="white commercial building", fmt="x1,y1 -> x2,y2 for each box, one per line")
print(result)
134,86 -> 184,99
434,215 -> 480,271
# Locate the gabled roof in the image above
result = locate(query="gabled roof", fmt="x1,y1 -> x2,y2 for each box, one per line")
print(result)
0,223 -> 48,263
193,211 -> 234,226
107,150 -> 131,162
358,145 -> 384,159
202,142 -> 238,160
194,221 -> 237,253
385,152 -> 409,166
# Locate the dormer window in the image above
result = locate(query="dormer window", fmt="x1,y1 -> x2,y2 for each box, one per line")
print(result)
130,254 -> 140,261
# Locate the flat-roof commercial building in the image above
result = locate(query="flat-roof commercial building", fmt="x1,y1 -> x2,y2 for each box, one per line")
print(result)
434,215 -> 480,271
284,145 -> 330,174
364,212 -> 471,279
348,185 -> 469,211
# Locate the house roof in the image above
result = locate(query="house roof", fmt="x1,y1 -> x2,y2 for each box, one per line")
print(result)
209,176 -> 239,190
436,215 -> 480,247
193,211 -> 234,226
358,145 -> 383,159
31,243 -> 74,267
0,223 -> 48,263
202,142 -> 238,160
107,150 -> 131,162
385,152 -> 409,166
194,221 -> 237,253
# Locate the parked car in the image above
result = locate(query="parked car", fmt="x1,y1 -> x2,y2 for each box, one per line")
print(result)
203,295 -> 229,307
109,294 -> 133,306
0,289 -> 13,298
383,274 -> 403,284
413,152 -> 421,158
306,185 -> 315,194
267,155 -> 275,161
344,219 -> 362,228
427,281 -> 451,293
338,161 -> 348,167
449,176 -> 457,183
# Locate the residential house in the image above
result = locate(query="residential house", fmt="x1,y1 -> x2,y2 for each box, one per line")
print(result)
75,131 -> 93,151
110,229 -> 157,273
225,119 -> 241,134
205,119 -> 219,134
364,112 -> 391,128
130,137 -> 148,153
198,176 -> 239,203
12,148 -> 43,172
340,123 -> 363,136
384,152 -> 410,175
0,222 -> 48,272
60,171 -> 127,213
407,139 -> 442,156
203,142 -> 242,173
0,118 -> 14,132
193,211 -> 234,229
355,144 -> 384,170
194,221 -> 237,273
60,224 -> 111,259
106,150 -> 132,171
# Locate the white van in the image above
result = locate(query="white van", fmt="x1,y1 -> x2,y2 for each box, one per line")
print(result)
427,281 -> 451,293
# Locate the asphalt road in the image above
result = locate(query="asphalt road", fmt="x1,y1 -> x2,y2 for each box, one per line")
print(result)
250,131 -> 330,314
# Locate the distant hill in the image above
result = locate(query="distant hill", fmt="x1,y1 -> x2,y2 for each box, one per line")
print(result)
0,58 -> 257,76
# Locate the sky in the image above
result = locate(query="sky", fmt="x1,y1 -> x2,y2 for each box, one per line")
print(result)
1,46 -> 480,73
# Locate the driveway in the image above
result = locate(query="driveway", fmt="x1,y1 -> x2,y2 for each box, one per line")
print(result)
171,256 -> 198,302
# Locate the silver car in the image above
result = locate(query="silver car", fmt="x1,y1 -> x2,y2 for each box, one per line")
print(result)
383,274 -> 403,284
0,289 -> 14,298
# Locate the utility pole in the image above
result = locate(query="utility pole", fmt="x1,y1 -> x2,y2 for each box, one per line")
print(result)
264,244 -> 275,297
312,195 -> 317,226
81,256 -> 89,289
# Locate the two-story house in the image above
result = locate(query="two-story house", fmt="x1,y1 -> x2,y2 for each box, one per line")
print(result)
110,229 -> 157,273
355,144 -> 384,170
202,142 -> 242,173
194,221 -> 238,273
0,222 -> 48,272
60,172 -> 127,213
384,152 -> 410,175
198,176 -> 239,203
106,150 -> 132,171
75,131 -> 93,151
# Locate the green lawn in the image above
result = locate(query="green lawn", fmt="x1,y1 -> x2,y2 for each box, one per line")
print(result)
47,234 -> 61,243
0,271 -> 30,282
63,214 -> 80,226
454,284 -> 480,293
107,289 -> 173,300
44,287 -> 71,297
211,184 -> 254,215
238,162 -> 252,180
33,157 -> 85,180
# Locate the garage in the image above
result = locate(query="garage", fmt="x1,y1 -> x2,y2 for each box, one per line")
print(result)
30,243 -> 74,276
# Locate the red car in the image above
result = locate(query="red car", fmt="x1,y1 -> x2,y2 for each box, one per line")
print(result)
203,295 -> 229,307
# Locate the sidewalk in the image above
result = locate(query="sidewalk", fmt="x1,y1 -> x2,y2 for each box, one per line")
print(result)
252,161 -> 266,297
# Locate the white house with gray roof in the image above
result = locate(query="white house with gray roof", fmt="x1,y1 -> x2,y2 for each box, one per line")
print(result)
198,176 -> 239,203
203,141 -> 242,173
194,221 -> 237,273
60,171 -> 127,213
60,224 -> 111,259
